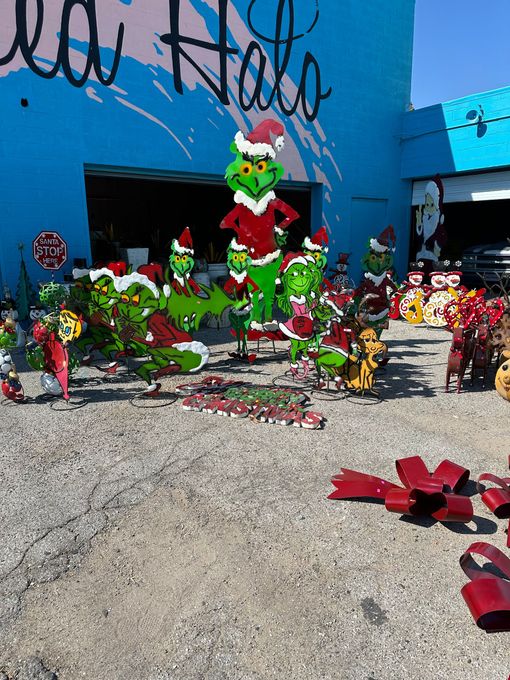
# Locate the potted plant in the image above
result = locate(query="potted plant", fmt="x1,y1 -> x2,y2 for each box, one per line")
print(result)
204,242 -> 228,282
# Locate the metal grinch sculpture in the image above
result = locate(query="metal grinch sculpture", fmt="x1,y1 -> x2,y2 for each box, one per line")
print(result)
220,119 -> 299,331
355,226 -> 398,336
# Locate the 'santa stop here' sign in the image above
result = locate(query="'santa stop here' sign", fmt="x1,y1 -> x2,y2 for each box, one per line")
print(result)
33,231 -> 68,270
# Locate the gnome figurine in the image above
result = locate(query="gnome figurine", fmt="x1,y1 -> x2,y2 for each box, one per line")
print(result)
221,119 -> 300,330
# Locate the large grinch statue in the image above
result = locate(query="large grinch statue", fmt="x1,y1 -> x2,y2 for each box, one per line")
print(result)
220,119 -> 299,331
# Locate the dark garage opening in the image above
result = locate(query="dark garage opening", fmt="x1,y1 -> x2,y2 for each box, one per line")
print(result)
85,173 -> 312,267
409,198 -> 510,264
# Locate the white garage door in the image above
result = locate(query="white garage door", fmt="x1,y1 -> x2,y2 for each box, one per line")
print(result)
412,170 -> 510,204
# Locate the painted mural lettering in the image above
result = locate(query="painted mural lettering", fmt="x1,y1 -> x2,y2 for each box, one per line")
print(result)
160,0 -> 331,122
240,0 -> 331,121
0,0 -> 124,87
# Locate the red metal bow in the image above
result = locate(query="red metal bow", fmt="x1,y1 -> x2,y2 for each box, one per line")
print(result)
460,541 -> 510,633
477,466 -> 510,547
329,456 -> 473,522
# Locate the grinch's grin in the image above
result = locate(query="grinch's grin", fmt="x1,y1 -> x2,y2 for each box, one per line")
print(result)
233,167 -> 278,199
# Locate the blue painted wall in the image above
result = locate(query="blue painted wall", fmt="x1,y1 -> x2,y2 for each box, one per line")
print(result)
401,86 -> 510,179
0,0 -> 415,291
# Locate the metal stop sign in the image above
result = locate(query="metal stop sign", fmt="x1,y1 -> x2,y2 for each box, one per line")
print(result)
32,231 -> 68,270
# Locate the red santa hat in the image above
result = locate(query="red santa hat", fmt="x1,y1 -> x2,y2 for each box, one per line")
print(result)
89,261 -> 127,283
303,226 -> 329,253
172,227 -> 194,255
234,119 -> 285,160
369,225 -> 396,253
275,251 -> 314,284
336,252 -> 350,265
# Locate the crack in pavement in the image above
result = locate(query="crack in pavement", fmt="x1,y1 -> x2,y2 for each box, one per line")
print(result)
0,425 -> 216,630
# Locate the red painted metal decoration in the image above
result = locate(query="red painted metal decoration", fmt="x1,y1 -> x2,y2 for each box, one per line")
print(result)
329,456 -> 473,522
460,541 -> 510,633
477,465 -> 510,548
176,377 -> 325,429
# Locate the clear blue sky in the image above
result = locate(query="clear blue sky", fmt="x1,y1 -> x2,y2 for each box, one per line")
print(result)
412,0 -> 510,109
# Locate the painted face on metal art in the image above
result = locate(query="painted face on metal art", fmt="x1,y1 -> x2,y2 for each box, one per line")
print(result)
227,244 -> 251,275
169,245 -> 194,279
91,276 -> 121,320
361,249 -> 394,277
424,192 -> 436,215
58,309 -> 82,343
225,143 -> 284,200
495,359 -> 510,401
116,283 -> 162,326
70,276 -> 93,307
283,261 -> 320,298
304,248 -> 328,273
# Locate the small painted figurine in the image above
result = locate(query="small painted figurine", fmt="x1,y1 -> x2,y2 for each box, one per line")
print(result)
341,327 -> 387,396
355,226 -> 398,335
302,226 -> 332,291
276,252 -> 322,379
329,252 -> 352,290
169,227 -> 202,296
224,239 -> 259,361
0,349 -> 24,402
221,119 -> 299,330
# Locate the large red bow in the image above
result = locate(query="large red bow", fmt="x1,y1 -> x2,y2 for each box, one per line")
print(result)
329,456 -> 473,522
477,470 -> 510,547
460,541 -> 510,633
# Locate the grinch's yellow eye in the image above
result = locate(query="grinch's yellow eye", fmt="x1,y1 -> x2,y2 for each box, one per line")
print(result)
233,254 -> 239,262
239,253 -> 247,262
121,294 -> 129,303
94,284 -> 100,292
181,255 -> 188,263
174,255 -> 181,262
370,254 -> 377,261
101,285 -> 108,295
314,252 -> 321,261
240,162 -> 253,176
131,294 -> 140,306
75,282 -> 83,289
86,284 -> 92,291
255,160 -> 267,173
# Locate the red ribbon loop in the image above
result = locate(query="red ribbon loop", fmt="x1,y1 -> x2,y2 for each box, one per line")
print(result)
477,472 -> 510,547
460,541 -> 510,633
329,456 -> 473,522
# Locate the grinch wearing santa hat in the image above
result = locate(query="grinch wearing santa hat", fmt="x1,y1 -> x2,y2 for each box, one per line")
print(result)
355,225 -> 398,335
221,119 -> 299,330
416,175 -> 447,266
169,227 -> 201,296
302,226 -> 333,291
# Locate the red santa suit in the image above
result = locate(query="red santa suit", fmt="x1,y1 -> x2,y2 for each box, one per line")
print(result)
220,191 -> 299,262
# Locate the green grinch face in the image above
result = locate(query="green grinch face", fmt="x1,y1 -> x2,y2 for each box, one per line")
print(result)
169,245 -> 194,278
284,261 -> 319,297
116,283 -> 162,325
361,249 -> 393,277
91,276 -> 120,317
225,143 -> 284,200
227,244 -> 251,275
304,249 -> 327,273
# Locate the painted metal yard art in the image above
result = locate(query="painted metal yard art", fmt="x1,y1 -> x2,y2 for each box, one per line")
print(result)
444,289 -> 505,392
329,456 -> 473,522
175,376 -> 324,429
220,119 -> 299,332
415,175 -> 447,267
354,226 -> 398,335
74,258 -> 231,396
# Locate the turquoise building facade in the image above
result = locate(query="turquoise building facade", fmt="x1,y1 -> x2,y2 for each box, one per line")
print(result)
0,0 -> 416,291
